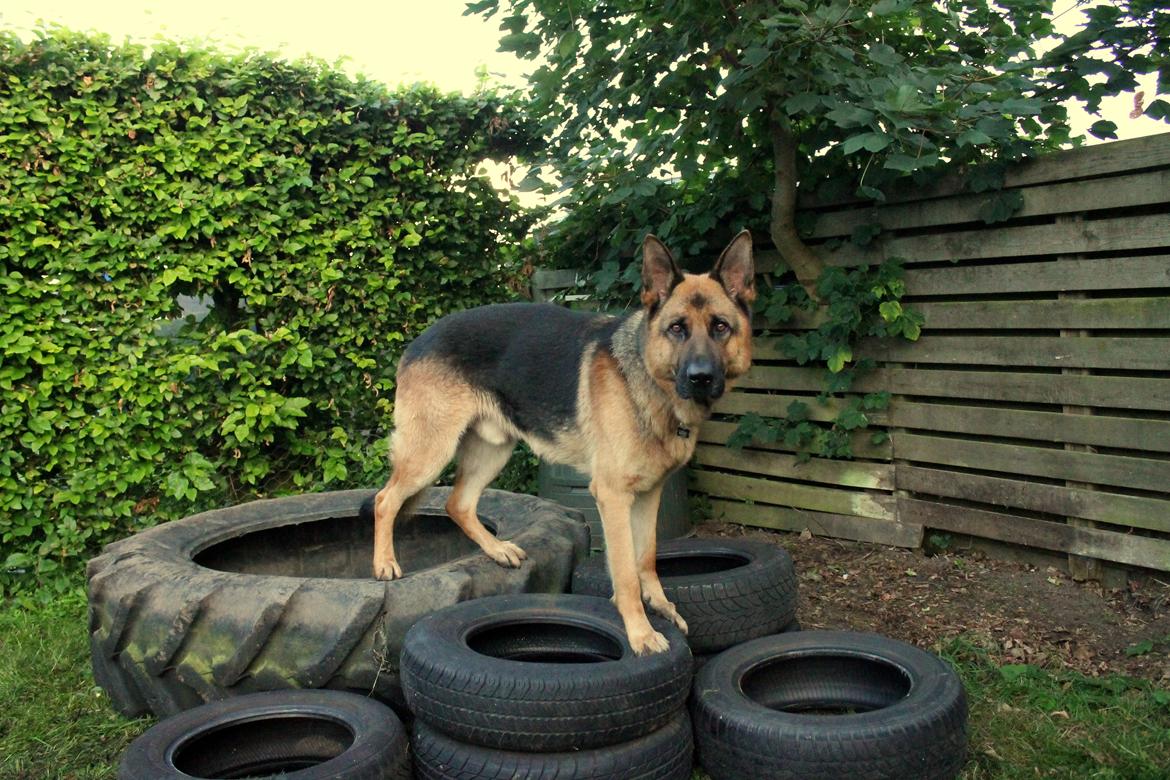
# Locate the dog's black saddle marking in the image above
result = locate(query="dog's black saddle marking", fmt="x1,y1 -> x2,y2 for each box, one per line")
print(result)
401,303 -> 629,441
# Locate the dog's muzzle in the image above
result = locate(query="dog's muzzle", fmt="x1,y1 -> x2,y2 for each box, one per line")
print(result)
677,358 -> 725,404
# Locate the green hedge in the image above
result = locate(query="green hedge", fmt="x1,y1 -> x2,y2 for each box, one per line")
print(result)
0,29 -> 535,588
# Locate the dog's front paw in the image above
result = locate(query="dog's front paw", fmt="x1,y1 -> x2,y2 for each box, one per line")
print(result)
650,600 -> 688,635
628,625 -> 670,655
483,539 -> 527,568
373,558 -> 403,580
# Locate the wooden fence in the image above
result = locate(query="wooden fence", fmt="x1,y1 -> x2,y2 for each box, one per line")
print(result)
694,132 -> 1170,577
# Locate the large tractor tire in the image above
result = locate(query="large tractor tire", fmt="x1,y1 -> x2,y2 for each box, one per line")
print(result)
88,488 -> 589,719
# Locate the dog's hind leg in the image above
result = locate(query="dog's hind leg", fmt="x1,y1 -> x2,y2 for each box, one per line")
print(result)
373,366 -> 472,580
373,442 -> 458,579
445,429 -> 528,568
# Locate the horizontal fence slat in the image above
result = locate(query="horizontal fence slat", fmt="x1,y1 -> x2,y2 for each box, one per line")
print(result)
902,255 -> 1170,296
1000,134 -> 1170,188
690,470 -> 895,520
693,443 -> 894,490
713,391 -> 890,423
709,499 -> 922,548
820,213 -> 1170,267
721,367 -> 1170,447
751,308 -> 825,330
753,336 -> 821,358
911,297 -> 1170,330
894,433 -> 1170,494
754,296 -> 1170,332
860,335 -> 1170,371
736,365 -> 832,391
802,135 -> 1170,209
897,465 -> 1170,534
883,368 -> 1170,411
699,419 -> 893,460
887,401 -> 1170,454
898,497 -> 1170,571
737,366 -> 1170,411
807,169 -> 1170,239
531,268 -> 579,289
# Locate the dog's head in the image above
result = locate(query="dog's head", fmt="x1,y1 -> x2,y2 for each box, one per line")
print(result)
640,230 -> 755,408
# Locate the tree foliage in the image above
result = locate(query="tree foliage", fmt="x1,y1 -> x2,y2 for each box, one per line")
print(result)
473,0 -> 1167,456
474,0 -> 1166,280
0,28 -> 535,586
1044,0 -> 1170,133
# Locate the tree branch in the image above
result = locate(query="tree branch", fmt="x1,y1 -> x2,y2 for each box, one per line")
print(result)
768,109 -> 823,300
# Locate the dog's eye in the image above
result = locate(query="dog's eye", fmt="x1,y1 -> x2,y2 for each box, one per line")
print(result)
668,321 -> 686,337
712,319 -> 730,335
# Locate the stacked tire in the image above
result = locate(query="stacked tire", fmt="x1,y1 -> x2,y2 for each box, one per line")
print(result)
690,631 -> 968,780
401,594 -> 695,779
571,537 -> 800,661
96,484 -> 969,778
570,537 -> 969,779
116,689 -> 413,779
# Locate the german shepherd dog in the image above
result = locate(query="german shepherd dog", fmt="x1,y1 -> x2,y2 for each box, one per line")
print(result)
372,230 -> 755,654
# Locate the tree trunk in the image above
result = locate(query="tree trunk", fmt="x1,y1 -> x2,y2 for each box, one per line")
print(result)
768,111 -> 823,300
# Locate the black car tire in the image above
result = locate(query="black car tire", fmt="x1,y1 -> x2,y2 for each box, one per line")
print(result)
571,538 -> 798,653
88,488 -> 589,718
692,618 -> 800,672
691,630 -> 968,780
412,711 -> 693,780
117,689 -> 411,780
400,593 -> 692,752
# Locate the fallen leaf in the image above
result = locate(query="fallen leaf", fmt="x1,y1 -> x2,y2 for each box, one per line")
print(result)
1131,91 -> 1146,119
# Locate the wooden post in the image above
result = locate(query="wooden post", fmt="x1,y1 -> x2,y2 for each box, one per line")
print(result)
1059,214 -> 1102,582
531,268 -> 579,302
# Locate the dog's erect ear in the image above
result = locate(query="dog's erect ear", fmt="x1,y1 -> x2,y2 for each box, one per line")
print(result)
710,229 -> 755,310
641,234 -> 684,313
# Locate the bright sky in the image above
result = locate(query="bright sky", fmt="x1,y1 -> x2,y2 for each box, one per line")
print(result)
1,0 -> 1163,143
0,1 -> 531,94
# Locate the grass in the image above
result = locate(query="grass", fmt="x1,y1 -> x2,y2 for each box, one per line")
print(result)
2,581 -> 1167,779
941,636 -> 1170,780
0,585 -> 150,780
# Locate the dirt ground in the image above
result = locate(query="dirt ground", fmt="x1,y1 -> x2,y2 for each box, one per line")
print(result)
695,522 -> 1170,682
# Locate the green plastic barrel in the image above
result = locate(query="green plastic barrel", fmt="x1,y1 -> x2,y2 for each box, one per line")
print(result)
536,462 -> 691,553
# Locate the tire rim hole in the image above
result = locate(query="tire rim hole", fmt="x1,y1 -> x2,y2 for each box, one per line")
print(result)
193,511 -> 496,579
171,715 -> 354,778
656,551 -> 752,578
741,653 -> 912,715
467,620 -> 624,664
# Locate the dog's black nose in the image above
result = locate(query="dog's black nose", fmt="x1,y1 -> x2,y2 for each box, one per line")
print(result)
678,358 -> 724,402
684,359 -> 724,401
687,363 -> 714,388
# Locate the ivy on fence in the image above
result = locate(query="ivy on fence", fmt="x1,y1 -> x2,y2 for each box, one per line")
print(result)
728,259 -> 922,460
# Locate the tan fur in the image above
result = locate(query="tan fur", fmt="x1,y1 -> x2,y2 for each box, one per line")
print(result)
372,360 -> 527,579
644,275 -> 753,395
372,230 -> 755,655
578,262 -> 754,652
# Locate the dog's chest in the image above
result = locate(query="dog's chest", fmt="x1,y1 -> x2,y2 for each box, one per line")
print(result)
665,426 -> 698,464
623,429 -> 697,492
